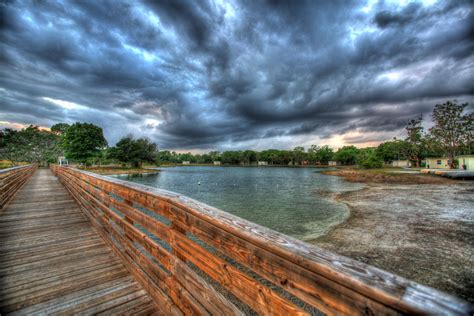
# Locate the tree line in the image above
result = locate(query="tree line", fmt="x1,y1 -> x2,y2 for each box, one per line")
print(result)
0,122 -> 158,168
0,100 -> 472,168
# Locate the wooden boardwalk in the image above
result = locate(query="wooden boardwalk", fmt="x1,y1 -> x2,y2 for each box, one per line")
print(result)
1,165 -> 472,315
0,169 -> 159,315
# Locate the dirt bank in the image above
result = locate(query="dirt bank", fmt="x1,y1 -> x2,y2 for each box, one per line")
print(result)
322,168 -> 458,184
310,182 -> 474,303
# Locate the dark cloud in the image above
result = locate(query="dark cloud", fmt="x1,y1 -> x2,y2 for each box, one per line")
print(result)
0,0 -> 473,150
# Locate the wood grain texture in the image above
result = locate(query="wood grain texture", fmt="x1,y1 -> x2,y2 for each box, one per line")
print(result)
50,164 -> 473,316
0,168 -> 159,315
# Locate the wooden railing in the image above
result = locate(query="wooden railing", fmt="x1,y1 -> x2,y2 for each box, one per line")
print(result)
50,164 -> 472,315
0,164 -> 37,209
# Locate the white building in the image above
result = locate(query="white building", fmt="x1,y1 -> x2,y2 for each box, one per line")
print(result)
457,155 -> 474,170
213,161 -> 221,165
328,161 -> 340,166
392,160 -> 411,168
257,161 -> 268,166
182,161 -> 190,165
425,158 -> 450,169
58,156 -> 68,166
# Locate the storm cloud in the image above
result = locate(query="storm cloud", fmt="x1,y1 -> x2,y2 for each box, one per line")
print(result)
1,0 -> 473,150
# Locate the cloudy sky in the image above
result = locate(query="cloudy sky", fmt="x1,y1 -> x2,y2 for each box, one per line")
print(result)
1,0 -> 473,151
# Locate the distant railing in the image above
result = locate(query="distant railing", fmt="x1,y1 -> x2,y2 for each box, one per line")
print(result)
0,164 -> 37,209
51,164 -> 472,315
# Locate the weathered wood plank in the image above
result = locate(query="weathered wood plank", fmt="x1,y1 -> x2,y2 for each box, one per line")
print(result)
10,276 -> 136,315
96,293 -> 153,316
0,168 -> 159,315
34,280 -> 141,315
1,258 -> 118,285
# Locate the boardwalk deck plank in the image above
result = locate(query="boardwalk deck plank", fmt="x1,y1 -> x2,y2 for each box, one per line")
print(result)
0,168 -> 159,315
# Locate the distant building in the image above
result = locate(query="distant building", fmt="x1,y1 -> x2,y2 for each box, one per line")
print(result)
182,161 -> 190,165
58,156 -> 68,166
457,155 -> 474,170
213,161 -> 221,165
425,158 -> 450,169
392,160 -> 411,168
257,161 -> 268,166
328,161 -> 340,166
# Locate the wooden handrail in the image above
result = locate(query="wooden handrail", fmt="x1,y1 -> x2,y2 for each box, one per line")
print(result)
50,164 -> 473,315
0,164 -> 37,209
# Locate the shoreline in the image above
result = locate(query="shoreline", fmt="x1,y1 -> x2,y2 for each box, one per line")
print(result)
79,167 -> 161,176
310,172 -> 474,303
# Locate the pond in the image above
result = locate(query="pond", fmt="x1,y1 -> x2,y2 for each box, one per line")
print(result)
111,166 -> 363,241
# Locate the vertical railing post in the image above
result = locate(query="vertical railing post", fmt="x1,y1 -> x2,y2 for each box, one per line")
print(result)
123,198 -> 135,242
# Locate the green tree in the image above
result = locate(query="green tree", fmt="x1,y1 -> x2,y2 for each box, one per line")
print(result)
158,150 -> 176,163
0,129 -> 17,161
429,101 -> 473,168
50,123 -> 70,135
63,122 -> 107,164
422,134 -> 445,159
242,150 -> 257,165
0,126 -> 62,165
307,145 -> 319,164
402,117 -> 424,167
318,145 -> 334,164
334,146 -> 359,165
221,151 -> 242,164
376,138 -> 406,162
292,146 -> 306,165
198,153 -> 212,164
209,151 -> 221,162
308,145 -> 334,164
357,148 -> 383,169
109,136 -> 158,167
179,152 -> 196,163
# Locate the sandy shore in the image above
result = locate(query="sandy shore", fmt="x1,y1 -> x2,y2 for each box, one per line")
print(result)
310,179 -> 474,303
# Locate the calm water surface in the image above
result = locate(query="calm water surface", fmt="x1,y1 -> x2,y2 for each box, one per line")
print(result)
111,166 -> 363,240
